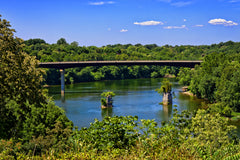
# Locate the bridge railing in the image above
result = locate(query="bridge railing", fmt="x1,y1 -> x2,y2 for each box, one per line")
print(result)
39,60 -> 202,69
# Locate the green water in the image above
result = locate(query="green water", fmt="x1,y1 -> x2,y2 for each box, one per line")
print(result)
48,78 -> 205,128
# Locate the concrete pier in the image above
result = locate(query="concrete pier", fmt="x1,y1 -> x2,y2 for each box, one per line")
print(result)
162,92 -> 172,105
60,69 -> 65,96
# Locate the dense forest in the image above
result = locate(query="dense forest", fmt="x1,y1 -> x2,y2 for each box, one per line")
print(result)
2,15 -> 240,159
23,38 -> 240,85
178,51 -> 240,113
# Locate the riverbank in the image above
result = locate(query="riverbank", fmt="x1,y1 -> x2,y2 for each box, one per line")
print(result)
180,87 -> 240,125
180,90 -> 194,97
180,86 -> 195,97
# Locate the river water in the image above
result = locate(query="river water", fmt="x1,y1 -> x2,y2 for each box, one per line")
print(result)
48,78 -> 205,128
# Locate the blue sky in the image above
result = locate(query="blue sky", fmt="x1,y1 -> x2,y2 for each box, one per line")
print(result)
1,0 -> 240,46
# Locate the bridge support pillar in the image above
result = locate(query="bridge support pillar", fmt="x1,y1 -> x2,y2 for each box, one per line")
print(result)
60,69 -> 65,96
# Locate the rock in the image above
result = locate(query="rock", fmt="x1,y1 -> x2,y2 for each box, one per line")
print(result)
101,105 -> 108,109
182,86 -> 188,92
101,105 -> 113,109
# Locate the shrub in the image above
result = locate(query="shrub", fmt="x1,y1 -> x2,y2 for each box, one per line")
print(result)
77,116 -> 139,151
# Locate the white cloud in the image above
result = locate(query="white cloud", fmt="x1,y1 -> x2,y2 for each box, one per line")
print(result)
228,0 -> 240,3
183,19 -> 187,22
164,25 -> 187,29
134,20 -> 164,26
171,1 -> 192,7
157,0 -> 172,2
107,1 -> 115,4
194,24 -> 204,27
208,18 -> 238,26
120,29 -> 128,32
90,2 -> 104,5
89,1 -> 115,5
157,0 -> 193,7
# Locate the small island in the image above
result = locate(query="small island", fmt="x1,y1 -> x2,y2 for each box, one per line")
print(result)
100,91 -> 116,109
156,79 -> 172,105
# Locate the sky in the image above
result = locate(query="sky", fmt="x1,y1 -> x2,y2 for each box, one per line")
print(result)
1,0 -> 240,46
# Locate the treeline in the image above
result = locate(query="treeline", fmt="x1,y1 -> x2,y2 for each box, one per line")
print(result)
23,38 -> 240,85
178,51 -> 240,113
24,38 -> 240,62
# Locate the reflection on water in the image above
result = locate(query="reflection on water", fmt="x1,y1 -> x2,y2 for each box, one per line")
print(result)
162,105 -> 173,122
61,95 -> 65,103
48,78 -> 205,128
101,107 -> 113,118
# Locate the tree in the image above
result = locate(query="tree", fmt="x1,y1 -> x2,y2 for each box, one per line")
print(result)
70,41 -> 79,47
57,38 -> 68,45
216,62 -> 240,111
24,38 -> 46,45
0,15 -> 72,142
101,91 -> 116,98
177,67 -> 192,86
156,79 -> 172,94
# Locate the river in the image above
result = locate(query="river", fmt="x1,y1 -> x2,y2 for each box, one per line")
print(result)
48,78 -> 205,128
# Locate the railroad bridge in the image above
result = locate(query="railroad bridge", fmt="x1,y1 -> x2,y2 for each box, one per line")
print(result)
39,60 -> 202,96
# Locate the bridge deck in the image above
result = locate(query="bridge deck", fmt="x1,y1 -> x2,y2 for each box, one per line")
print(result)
39,60 -> 202,69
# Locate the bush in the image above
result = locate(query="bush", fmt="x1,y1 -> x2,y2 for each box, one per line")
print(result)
101,98 -> 107,106
208,103 -> 233,117
77,116 -> 139,151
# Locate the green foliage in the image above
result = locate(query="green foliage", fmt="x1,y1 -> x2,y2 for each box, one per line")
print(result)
191,110 -> 235,146
77,116 -> 139,151
24,38 -> 46,46
100,91 -> 115,106
2,14 -> 240,159
100,98 -> 107,106
0,15 -> 73,153
27,120 -> 73,154
1,109 -> 240,159
0,139 -> 22,159
188,53 -> 240,111
155,78 -> 172,94
188,52 -> 240,111
0,15 -> 43,139
57,38 -> 68,45
22,36 -> 223,85
184,109 -> 238,159
217,62 -> 240,111
101,91 -> 116,98
22,35 -> 240,86
150,71 -> 159,78
177,67 -> 192,86
208,103 -> 233,117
